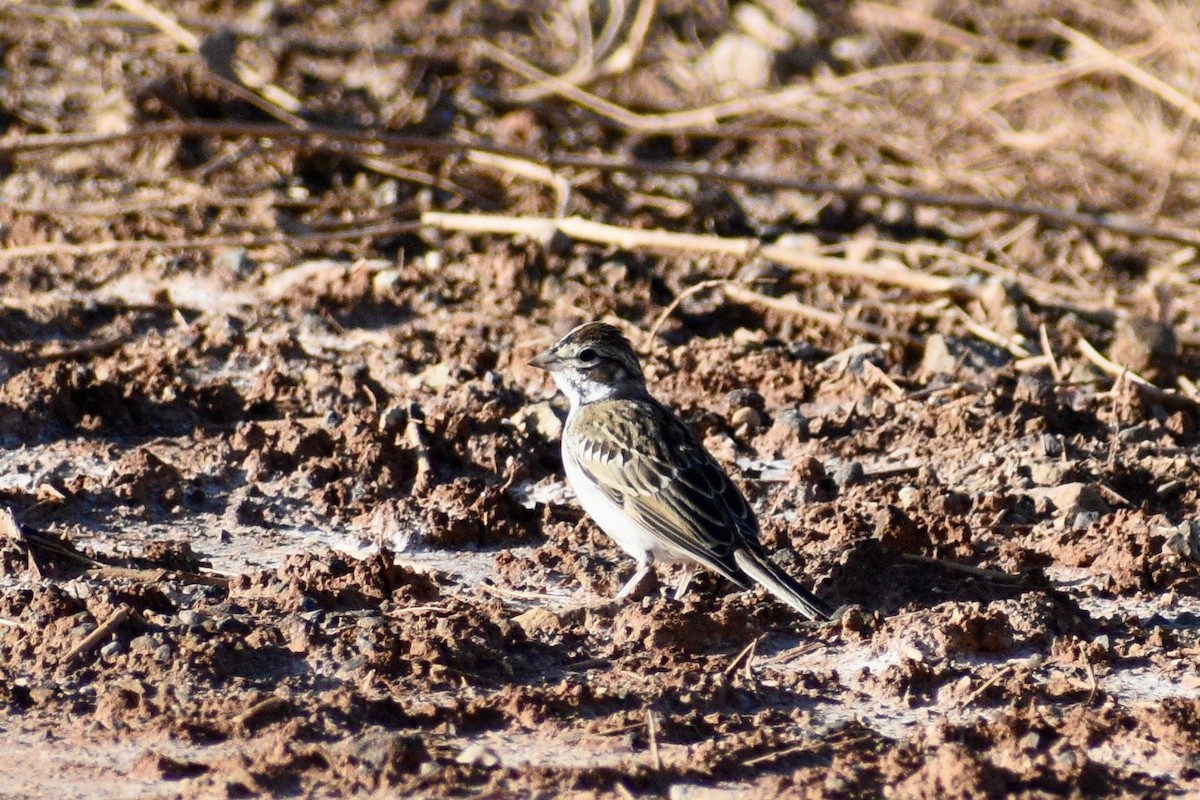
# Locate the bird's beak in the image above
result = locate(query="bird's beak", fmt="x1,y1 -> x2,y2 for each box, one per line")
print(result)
528,348 -> 558,370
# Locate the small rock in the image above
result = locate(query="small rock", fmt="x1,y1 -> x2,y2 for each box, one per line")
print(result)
818,344 -> 886,376
510,402 -> 563,441
734,3 -> 792,50
129,634 -> 159,652
703,33 -> 773,96
153,644 -> 173,662
1028,461 -> 1068,486
29,686 -> 56,705
770,409 -> 806,438
670,785 -> 747,800
823,775 -> 849,794
832,461 -> 864,488
1027,483 -> 1109,517
377,403 -> 408,434
1015,374 -> 1053,405
1109,316 -> 1177,380
921,334 -> 1010,377
213,247 -> 252,278
1162,522 -> 1200,562
724,389 -> 764,410
100,640 -> 125,660
830,34 -> 878,63
511,607 -> 563,639
731,406 -> 763,436
178,610 -> 208,628
455,743 -> 501,768
875,505 -> 924,554
1039,433 -> 1065,458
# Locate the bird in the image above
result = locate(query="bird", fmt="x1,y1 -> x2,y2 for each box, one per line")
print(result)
528,321 -> 832,621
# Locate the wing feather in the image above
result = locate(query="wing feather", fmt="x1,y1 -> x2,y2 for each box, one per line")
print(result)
565,399 -> 760,581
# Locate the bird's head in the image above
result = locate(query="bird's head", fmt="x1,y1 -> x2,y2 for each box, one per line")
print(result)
529,322 -> 648,407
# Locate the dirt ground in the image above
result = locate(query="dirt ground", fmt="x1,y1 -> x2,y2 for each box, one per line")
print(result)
2,1 -> 1200,797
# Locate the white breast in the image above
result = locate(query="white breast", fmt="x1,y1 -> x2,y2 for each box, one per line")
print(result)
561,440 -> 679,565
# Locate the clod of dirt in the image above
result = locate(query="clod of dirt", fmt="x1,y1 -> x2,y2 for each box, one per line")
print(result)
420,478 -> 538,548
107,448 -> 185,513
607,598 -> 759,653
891,742 -> 1011,799
232,549 -> 439,611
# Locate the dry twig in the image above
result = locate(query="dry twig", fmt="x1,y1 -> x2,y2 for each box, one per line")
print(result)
901,553 -> 1025,583
6,121 -> 1200,249
62,607 -> 133,668
232,696 -> 290,728
405,404 -> 434,495
646,709 -> 662,771
743,741 -> 815,767
1039,324 -> 1064,382
724,636 -> 763,678
1077,337 -> 1154,387
963,663 -> 1016,706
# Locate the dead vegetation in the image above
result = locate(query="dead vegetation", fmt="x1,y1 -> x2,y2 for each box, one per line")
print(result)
1,0 -> 1199,797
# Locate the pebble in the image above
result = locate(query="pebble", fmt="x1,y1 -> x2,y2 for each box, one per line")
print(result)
213,247 -> 251,278
99,640 -> 124,660
511,607 -> 563,639
1015,374 -> 1053,405
818,343 -> 886,376
1163,523 -> 1200,562
832,461 -> 865,488
455,743 -> 501,768
770,409 -> 807,440
670,785 -> 746,800
922,334 -> 1010,377
1039,433 -> 1065,458
509,402 -> 563,441
703,33 -> 773,95
178,610 -> 208,628
298,596 -> 321,613
1027,483 -> 1109,517
731,406 -> 763,436
129,634 -> 159,652
153,644 -> 173,662
29,687 -> 56,705
1028,462 -> 1069,486
69,622 -> 97,639
734,4 -> 792,50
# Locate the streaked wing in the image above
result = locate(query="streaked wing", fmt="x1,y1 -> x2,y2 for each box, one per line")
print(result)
565,398 -> 760,577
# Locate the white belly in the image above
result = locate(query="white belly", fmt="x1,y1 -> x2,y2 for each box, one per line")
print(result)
562,444 -> 679,565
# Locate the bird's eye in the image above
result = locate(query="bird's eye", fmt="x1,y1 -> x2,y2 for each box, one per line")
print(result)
577,347 -> 597,363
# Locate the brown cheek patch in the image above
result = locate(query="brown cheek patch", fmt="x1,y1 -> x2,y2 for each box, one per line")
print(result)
593,363 -> 626,384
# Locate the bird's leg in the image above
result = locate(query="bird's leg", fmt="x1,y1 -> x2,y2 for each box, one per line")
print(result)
615,557 -> 653,600
672,563 -> 698,601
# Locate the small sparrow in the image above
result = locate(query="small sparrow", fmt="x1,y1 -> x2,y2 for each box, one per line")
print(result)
529,322 -> 831,621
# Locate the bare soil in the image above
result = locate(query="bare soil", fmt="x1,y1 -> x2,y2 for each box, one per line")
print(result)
2,1 -> 1200,798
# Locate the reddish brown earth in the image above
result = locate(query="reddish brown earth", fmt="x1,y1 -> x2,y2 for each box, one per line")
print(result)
2,1 -> 1200,798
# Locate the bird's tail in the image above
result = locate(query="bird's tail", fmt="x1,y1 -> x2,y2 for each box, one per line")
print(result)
734,549 -> 832,621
